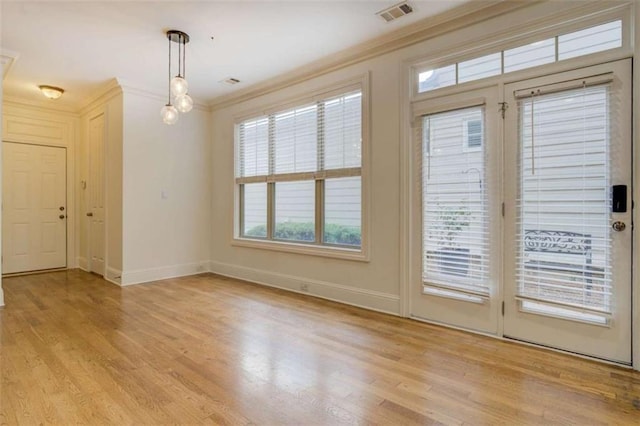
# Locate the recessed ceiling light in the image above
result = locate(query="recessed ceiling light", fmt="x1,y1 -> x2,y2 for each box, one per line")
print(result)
38,85 -> 64,100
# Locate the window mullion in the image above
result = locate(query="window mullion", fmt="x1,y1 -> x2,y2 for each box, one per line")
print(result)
239,184 -> 245,236
267,182 -> 275,240
315,179 -> 324,244
316,100 -> 325,244
267,115 -> 275,240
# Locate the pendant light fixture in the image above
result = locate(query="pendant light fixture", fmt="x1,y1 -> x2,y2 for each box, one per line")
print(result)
161,29 -> 193,124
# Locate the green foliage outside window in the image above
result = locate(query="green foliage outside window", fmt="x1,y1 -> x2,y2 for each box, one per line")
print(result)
245,222 -> 361,246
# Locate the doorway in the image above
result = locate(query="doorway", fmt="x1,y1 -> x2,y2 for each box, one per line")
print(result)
2,142 -> 67,274
411,60 -> 632,364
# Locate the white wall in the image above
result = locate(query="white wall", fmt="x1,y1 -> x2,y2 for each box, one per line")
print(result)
209,1 -> 637,319
120,90 -> 211,285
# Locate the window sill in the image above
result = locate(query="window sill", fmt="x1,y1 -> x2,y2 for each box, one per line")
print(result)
231,237 -> 369,262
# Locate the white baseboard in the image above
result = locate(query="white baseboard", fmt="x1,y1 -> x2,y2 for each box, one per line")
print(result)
208,261 -> 400,315
77,256 -> 88,272
105,267 -> 122,286
120,261 -> 209,286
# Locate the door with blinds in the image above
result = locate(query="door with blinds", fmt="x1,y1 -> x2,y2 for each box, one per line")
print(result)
503,60 -> 632,364
411,87 -> 501,334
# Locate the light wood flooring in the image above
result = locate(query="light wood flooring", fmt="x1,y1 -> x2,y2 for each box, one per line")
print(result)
1,270 -> 639,425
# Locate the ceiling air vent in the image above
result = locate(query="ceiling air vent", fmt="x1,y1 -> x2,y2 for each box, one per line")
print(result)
377,2 -> 413,23
220,77 -> 240,85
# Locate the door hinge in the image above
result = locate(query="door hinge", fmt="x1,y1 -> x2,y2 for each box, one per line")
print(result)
501,202 -> 505,217
501,301 -> 505,316
498,102 -> 508,119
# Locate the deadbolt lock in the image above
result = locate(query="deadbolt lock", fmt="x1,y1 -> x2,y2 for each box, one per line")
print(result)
612,221 -> 626,232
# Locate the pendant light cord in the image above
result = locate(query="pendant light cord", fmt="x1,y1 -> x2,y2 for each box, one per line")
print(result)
178,34 -> 182,78
167,34 -> 172,104
182,34 -> 186,79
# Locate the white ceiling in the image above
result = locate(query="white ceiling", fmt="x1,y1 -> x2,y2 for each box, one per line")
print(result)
1,1 -> 470,109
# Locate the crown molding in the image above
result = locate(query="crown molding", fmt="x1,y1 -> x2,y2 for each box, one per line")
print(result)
1,48 -> 19,80
209,0 -> 538,111
78,78 -> 123,115
3,95 -> 79,117
116,77 -> 210,112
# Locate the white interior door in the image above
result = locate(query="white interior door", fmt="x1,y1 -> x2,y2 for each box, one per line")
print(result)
503,60 -> 632,364
411,87 -> 501,334
88,114 -> 105,275
2,142 -> 67,274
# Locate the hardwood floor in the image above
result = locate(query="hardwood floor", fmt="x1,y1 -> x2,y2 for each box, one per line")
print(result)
1,270 -> 638,425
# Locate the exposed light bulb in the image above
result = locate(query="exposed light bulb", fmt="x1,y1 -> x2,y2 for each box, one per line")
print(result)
175,94 -> 193,113
170,76 -> 188,97
161,104 -> 179,125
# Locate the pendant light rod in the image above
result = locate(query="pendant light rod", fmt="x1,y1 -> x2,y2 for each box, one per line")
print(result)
167,34 -> 172,104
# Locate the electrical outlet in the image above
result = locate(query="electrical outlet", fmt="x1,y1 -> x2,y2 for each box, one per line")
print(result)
300,283 -> 309,292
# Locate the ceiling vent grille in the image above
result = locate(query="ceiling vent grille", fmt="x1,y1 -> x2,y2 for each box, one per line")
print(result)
377,2 -> 413,23
220,77 -> 241,85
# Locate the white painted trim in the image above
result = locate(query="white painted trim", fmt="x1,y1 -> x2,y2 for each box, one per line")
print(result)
77,256 -> 88,272
116,77 -> 210,112
632,0 -> 639,372
104,267 -> 122,286
209,1 -> 528,110
3,96 -> 79,115
79,79 -> 123,116
119,261 -> 209,286
209,260 -> 400,315
0,289 -> 4,307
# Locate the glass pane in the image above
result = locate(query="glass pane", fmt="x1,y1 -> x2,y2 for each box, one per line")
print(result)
274,105 -> 317,174
458,52 -> 501,84
422,106 -> 490,294
239,118 -> 269,177
517,85 -> 612,313
504,38 -> 555,73
324,177 -> 361,247
242,183 -> 267,238
275,181 -> 315,242
558,20 -> 622,60
418,64 -> 456,93
324,92 -> 362,170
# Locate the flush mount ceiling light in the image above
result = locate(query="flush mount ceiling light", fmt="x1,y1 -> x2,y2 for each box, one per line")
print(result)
161,29 -> 193,125
38,85 -> 64,100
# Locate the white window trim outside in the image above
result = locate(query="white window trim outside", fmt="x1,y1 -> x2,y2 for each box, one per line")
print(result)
232,73 -> 371,262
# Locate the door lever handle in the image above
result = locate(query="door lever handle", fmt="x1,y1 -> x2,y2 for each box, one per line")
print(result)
86,212 -> 94,217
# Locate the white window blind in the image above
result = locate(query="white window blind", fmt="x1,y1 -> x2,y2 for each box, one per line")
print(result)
515,83 -> 613,315
422,106 -> 490,296
238,117 -> 269,177
236,88 -> 363,249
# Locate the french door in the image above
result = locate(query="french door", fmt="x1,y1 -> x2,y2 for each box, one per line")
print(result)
412,59 -> 632,364
503,60 -> 632,364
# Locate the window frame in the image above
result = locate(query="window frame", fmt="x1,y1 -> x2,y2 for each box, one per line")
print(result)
232,75 -> 370,261
410,5 -> 631,100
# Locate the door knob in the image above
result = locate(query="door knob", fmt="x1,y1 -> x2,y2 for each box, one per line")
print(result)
86,212 -> 94,217
59,206 -> 65,211
59,214 -> 66,219
612,221 -> 626,232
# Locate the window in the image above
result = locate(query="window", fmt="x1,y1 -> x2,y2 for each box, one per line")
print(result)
421,106 -> 490,295
463,119 -> 482,150
236,87 -> 364,253
416,19 -> 624,94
